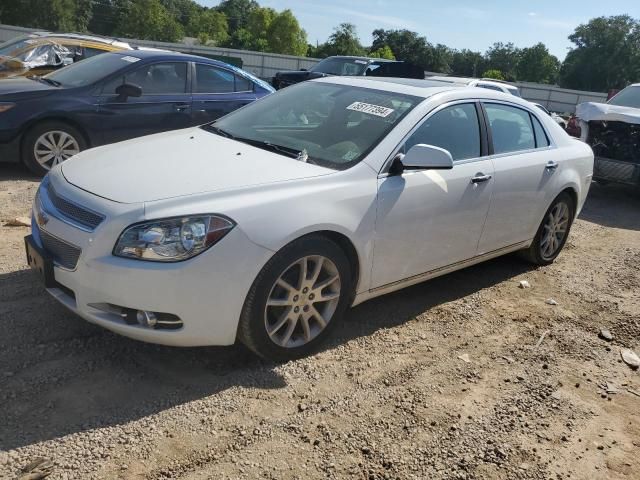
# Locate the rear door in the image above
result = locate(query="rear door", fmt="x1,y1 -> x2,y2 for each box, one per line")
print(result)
191,63 -> 256,124
97,60 -> 192,144
477,102 -> 559,252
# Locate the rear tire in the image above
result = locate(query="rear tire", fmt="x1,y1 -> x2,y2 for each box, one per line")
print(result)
521,192 -> 575,266
22,121 -> 86,176
238,235 -> 352,361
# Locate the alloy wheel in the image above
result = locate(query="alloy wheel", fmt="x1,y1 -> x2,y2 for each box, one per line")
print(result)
33,130 -> 80,170
540,201 -> 570,260
264,255 -> 341,348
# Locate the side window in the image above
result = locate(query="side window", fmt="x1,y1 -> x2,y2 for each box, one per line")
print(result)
531,114 -> 550,148
195,64 -> 253,93
103,62 -> 188,95
484,103 -> 535,154
403,103 -> 481,161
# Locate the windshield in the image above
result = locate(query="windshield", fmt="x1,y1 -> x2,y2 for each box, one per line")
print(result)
608,86 -> 640,108
0,36 -> 36,57
311,57 -> 370,76
44,52 -> 135,87
208,81 -> 421,170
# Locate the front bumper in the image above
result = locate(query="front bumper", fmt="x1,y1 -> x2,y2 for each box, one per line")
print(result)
32,173 -> 274,347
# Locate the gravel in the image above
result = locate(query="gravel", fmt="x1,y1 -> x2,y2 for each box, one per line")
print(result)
1,166 -> 639,480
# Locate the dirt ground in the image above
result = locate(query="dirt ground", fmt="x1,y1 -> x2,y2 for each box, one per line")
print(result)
0,163 -> 639,480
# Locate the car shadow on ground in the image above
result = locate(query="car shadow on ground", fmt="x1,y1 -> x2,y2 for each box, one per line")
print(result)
0,253 -> 533,451
579,182 -> 640,231
0,163 -> 41,183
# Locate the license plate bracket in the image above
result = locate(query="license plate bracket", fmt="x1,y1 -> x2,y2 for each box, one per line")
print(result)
25,234 -> 55,288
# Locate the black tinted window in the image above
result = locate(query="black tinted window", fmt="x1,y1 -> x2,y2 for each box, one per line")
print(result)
104,62 -> 187,94
485,103 -> 535,154
532,115 -> 550,147
403,103 -> 481,161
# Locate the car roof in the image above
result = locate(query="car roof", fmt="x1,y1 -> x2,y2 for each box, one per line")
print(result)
314,76 -> 536,107
28,31 -> 130,47
106,50 -> 251,73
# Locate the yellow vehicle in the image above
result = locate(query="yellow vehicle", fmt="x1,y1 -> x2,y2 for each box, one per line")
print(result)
0,33 -> 131,79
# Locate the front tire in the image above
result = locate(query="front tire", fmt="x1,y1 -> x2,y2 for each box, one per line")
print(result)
521,192 -> 575,266
238,235 -> 353,361
22,121 -> 86,176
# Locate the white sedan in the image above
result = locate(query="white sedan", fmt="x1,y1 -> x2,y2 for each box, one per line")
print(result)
25,77 -> 594,360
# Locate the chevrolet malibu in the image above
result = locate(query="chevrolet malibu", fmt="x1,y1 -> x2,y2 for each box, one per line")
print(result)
25,77 -> 594,361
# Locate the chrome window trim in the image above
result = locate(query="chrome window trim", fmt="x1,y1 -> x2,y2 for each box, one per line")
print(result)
379,97 -> 558,176
379,99 -> 485,175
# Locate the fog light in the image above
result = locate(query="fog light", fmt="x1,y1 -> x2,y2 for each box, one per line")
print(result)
136,310 -> 157,328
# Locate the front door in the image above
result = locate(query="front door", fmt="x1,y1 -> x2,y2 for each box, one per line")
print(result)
372,102 -> 494,289
191,63 -> 256,124
97,61 -> 192,144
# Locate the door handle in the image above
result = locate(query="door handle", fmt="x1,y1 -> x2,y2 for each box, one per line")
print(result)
174,103 -> 190,112
545,161 -> 559,170
471,174 -> 492,184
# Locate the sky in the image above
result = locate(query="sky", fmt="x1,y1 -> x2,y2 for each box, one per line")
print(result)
198,0 -> 640,60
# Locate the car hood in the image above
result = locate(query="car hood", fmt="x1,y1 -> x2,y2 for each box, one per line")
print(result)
576,101 -> 640,125
0,76 -> 57,98
61,127 -> 334,204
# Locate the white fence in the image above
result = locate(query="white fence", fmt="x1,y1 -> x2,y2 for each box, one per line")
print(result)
0,23 -> 607,112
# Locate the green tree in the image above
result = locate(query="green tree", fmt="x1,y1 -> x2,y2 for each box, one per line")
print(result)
266,9 -> 307,56
0,0 -> 93,32
559,15 -> 640,91
320,23 -> 365,56
369,45 -> 395,60
485,42 -> 520,80
246,7 -> 276,51
217,0 -> 258,31
482,69 -> 505,80
372,29 -> 429,66
116,0 -> 184,42
450,49 -> 485,77
187,9 -> 228,45
88,0 -> 129,36
516,43 -> 559,83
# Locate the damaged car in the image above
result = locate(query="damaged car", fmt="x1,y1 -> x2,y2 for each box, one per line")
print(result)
0,33 -> 131,79
575,83 -> 640,186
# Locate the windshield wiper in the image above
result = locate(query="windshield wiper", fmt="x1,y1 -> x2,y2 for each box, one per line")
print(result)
205,125 -> 312,162
205,125 -> 235,139
30,76 -> 61,87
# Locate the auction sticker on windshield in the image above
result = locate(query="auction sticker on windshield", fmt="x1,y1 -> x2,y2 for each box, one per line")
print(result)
347,102 -> 394,117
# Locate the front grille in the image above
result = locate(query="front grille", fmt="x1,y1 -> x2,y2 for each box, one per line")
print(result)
40,229 -> 82,270
45,181 -> 104,230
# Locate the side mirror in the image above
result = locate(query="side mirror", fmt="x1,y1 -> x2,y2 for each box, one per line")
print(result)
299,68 -> 307,71
391,144 -> 454,174
115,83 -> 142,99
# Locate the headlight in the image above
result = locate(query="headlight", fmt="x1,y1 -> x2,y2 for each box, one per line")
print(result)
0,103 -> 16,113
113,215 -> 235,262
